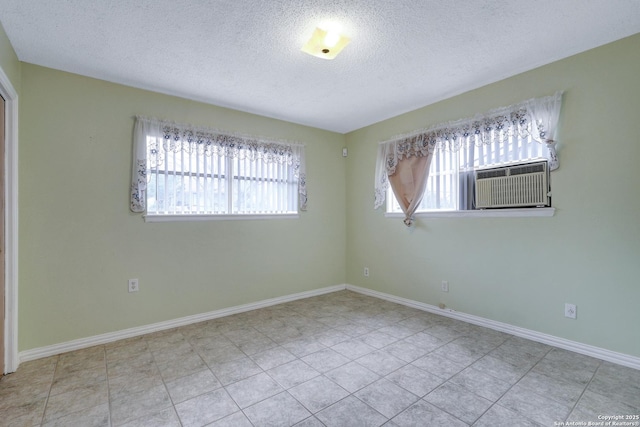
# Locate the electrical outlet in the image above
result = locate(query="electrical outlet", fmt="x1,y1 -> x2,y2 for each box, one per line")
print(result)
128,278 -> 139,293
364,267 -> 369,277
441,280 -> 449,292
564,303 -> 577,319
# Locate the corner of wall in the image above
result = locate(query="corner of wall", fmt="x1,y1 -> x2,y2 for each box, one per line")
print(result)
0,20 -> 21,94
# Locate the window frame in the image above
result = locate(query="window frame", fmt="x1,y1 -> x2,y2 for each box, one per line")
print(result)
385,140 -> 552,216
145,148 -> 301,220
384,207 -> 555,219
373,92 -> 563,224
131,116 -> 306,221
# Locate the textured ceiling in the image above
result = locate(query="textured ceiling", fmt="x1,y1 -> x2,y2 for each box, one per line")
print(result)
1,1 -> 639,133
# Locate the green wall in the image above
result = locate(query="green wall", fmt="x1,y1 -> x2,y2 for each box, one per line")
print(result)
0,20 -> 20,91
345,33 -> 640,357
18,64 -> 346,350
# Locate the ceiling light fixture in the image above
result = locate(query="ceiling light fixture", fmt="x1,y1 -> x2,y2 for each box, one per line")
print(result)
301,26 -> 350,60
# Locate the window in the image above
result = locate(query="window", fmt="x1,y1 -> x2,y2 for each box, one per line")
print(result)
387,133 -> 548,213
374,92 -> 562,225
131,117 -> 307,218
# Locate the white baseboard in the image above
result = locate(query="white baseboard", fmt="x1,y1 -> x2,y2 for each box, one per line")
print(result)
18,284 -> 347,364
18,283 -> 640,371
346,284 -> 640,370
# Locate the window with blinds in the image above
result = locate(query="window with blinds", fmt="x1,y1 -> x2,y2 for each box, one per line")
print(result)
145,139 -> 300,216
388,133 -> 548,212
130,116 -> 307,219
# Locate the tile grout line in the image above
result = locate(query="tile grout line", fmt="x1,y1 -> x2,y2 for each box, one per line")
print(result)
563,359 -> 603,423
151,331 -> 187,427
316,299 -> 505,424
225,327 -> 315,426
191,326 -> 262,426
201,301 -> 394,424
37,355 -> 59,426
327,310 -> 450,423
313,316 -> 458,424
466,340 -> 553,426
223,309 -> 396,425
102,346 -> 112,427
384,325 -> 500,425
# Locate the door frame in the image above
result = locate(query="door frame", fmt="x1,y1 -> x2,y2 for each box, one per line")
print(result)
0,66 -> 18,374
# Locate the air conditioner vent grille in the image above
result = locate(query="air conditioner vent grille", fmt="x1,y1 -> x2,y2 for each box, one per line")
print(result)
510,163 -> 546,176
476,169 -> 507,179
475,161 -> 549,209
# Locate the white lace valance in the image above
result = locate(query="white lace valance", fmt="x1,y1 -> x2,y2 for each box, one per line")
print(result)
374,91 -> 563,209
131,116 -> 307,213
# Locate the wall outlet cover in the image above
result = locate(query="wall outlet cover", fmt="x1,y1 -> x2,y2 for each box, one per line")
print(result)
564,303 -> 577,319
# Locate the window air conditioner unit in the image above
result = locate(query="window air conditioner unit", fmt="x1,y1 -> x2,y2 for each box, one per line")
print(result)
475,161 -> 550,209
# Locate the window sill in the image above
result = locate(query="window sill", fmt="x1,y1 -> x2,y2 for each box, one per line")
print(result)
385,207 -> 555,219
144,213 -> 300,222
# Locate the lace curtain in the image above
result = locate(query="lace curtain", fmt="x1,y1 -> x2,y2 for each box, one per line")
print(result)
374,91 -> 563,219
131,116 -> 307,213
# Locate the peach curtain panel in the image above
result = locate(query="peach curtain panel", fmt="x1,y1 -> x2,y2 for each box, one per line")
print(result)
387,154 -> 433,226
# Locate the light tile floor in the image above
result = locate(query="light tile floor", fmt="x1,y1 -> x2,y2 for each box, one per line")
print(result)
1,291 -> 639,426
